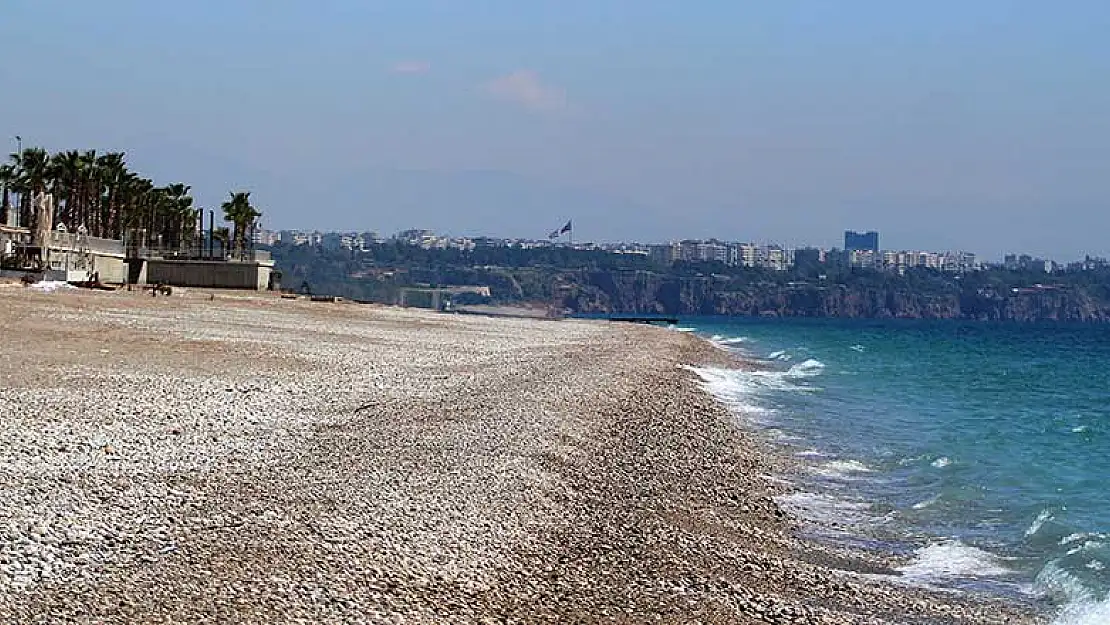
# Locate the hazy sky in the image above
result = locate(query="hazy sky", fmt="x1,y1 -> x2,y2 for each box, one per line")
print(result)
2,1 -> 1108,259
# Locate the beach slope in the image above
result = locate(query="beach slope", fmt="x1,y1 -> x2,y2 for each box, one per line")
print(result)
0,290 -> 1037,623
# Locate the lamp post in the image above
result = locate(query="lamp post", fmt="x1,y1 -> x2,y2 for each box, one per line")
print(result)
14,135 -> 21,154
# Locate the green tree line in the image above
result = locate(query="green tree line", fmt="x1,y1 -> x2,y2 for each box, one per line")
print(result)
0,147 -> 260,255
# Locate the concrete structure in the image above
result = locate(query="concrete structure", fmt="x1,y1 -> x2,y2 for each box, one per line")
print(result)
139,258 -> 277,290
46,232 -> 127,283
398,285 -> 491,310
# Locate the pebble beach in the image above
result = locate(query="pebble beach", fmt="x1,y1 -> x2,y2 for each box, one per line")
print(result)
0,287 -> 1041,624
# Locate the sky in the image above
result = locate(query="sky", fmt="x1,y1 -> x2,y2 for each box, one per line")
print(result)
1,1 -> 1108,260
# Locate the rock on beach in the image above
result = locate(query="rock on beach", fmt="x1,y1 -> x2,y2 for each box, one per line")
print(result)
0,288 -> 1041,623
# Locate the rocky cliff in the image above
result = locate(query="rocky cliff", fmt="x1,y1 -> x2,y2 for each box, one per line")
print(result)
558,270 -> 1110,322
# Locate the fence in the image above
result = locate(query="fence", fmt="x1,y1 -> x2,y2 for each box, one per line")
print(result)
121,230 -> 270,263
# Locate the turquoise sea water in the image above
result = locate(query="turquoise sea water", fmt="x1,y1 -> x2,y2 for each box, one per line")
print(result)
680,318 -> 1110,624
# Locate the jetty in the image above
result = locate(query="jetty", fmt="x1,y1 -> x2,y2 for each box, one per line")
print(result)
608,314 -> 679,325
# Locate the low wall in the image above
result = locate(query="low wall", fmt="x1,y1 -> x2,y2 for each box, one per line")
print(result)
143,260 -> 274,291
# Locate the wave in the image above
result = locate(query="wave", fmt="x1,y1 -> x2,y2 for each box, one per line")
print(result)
767,350 -> 792,361
786,359 -> 825,377
707,335 -> 752,352
1028,509 -> 1056,538
898,540 -> 1012,581
681,366 -> 774,416
672,326 -> 697,332
1061,533 -> 1109,547
1036,561 -> 1110,625
912,494 -> 942,510
849,344 -> 866,352
811,459 -> 874,480
930,456 -> 952,469
683,361 -> 823,417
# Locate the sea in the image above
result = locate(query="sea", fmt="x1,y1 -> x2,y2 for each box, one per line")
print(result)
678,317 -> 1110,625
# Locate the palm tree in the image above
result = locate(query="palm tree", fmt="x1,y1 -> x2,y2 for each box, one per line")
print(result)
162,183 -> 194,250
49,150 -> 84,230
220,191 -> 261,258
96,152 -> 127,238
3,144 -> 251,265
212,226 -> 231,258
10,148 -> 50,230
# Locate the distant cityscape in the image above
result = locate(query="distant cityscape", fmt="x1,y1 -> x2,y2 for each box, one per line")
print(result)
253,226 -> 1109,275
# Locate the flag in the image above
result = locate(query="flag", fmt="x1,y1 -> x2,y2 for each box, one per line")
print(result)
559,220 -> 572,234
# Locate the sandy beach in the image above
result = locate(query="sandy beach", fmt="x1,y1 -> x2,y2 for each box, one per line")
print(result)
0,288 -> 1040,624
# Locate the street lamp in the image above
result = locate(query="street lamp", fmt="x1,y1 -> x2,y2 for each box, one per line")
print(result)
14,135 -> 21,154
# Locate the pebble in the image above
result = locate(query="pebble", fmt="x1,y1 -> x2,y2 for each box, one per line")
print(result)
0,290 -> 1041,624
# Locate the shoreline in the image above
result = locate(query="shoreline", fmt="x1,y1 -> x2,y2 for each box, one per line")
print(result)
685,330 -> 1056,622
0,289 -> 1043,622
685,334 -> 1048,622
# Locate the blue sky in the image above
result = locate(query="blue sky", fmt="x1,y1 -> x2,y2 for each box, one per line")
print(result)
2,1 -> 1108,259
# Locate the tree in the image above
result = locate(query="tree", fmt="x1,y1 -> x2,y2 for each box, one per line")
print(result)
96,152 -> 127,238
212,227 -> 231,258
2,144 -> 255,268
10,148 -> 50,229
160,183 -> 194,250
220,191 -> 261,258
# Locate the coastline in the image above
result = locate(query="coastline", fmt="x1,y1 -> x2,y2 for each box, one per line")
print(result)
0,289 -> 1041,623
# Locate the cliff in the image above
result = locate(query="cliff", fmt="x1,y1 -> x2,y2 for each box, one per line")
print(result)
558,271 -> 1110,322
268,243 -> 1110,323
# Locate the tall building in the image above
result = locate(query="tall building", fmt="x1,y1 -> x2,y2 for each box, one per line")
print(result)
844,230 -> 879,252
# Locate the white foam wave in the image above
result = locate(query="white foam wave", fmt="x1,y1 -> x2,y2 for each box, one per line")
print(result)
1051,599 -> 1110,625
912,494 -> 941,510
1061,533 -> 1108,547
683,363 -> 820,419
787,359 -> 825,377
1036,561 -> 1110,625
681,366 -> 773,415
1027,509 -> 1055,537
898,540 -> 1012,581
931,456 -> 952,468
672,326 -> 696,332
1072,425 -> 1089,433
708,335 -> 752,351
767,350 -> 791,361
795,448 -> 826,458
849,344 -> 866,352
811,459 -> 874,479
1066,541 -> 1106,557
